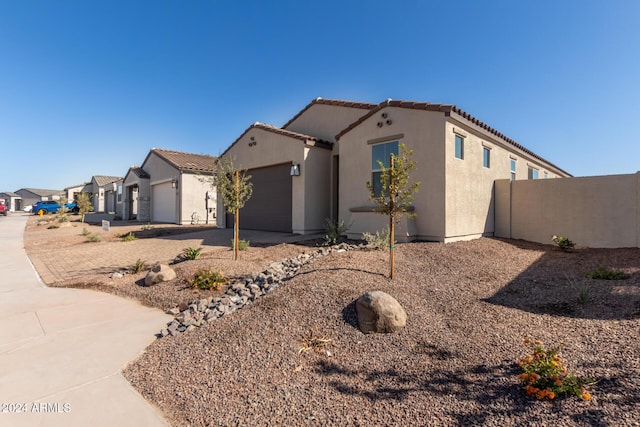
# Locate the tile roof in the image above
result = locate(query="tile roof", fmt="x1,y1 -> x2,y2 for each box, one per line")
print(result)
64,183 -> 89,190
151,148 -> 217,173
0,191 -> 19,197
220,122 -> 332,157
336,99 -> 571,177
128,166 -> 150,179
92,175 -> 123,187
17,188 -> 63,196
282,97 -> 377,130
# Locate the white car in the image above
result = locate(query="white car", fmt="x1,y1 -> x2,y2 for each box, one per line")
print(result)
23,205 -> 33,213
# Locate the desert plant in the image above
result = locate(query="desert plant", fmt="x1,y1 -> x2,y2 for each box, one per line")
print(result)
298,331 -> 334,355
323,218 -> 349,246
362,228 -> 390,250
85,232 -> 102,243
518,339 -> 594,401
366,143 -> 420,279
141,223 -> 155,230
586,266 -> 629,280
121,232 -> 137,242
566,274 -> 592,305
188,269 -> 228,291
204,156 -> 253,261
230,239 -> 250,251
130,258 -> 147,273
81,227 -> 91,236
47,224 -> 59,229
552,235 -> 575,252
76,192 -> 93,223
183,247 -> 203,260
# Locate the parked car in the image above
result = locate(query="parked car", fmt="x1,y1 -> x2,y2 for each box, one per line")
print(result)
32,200 -> 79,215
23,204 -> 33,213
0,200 -> 7,216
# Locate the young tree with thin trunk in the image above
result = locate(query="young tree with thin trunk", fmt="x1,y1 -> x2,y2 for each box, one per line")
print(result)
366,143 -> 420,279
213,157 -> 253,261
77,192 -> 93,223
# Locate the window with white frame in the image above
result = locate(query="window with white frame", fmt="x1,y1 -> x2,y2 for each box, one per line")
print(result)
483,146 -> 491,168
117,184 -> 123,202
454,135 -> 464,159
371,140 -> 399,196
528,166 -> 539,180
510,158 -> 516,181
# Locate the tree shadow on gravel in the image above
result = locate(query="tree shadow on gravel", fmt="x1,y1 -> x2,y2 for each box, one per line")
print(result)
484,240 -> 640,320
312,359 -> 554,423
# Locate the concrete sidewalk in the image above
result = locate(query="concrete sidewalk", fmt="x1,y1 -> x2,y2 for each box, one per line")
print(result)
0,214 -> 172,427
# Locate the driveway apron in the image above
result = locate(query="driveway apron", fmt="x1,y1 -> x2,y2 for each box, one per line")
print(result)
0,214 -> 171,427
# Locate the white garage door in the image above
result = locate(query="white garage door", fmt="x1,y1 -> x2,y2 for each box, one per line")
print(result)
152,182 -> 177,223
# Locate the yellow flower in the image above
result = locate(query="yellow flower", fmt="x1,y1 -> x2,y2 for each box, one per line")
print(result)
582,392 -> 592,400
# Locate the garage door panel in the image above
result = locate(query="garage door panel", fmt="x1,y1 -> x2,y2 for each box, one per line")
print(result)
152,182 -> 176,223
227,164 -> 291,232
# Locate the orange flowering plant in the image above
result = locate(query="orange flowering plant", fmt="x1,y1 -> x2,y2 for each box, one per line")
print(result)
518,339 -> 594,401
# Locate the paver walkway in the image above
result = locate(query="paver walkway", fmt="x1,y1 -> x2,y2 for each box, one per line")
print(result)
0,214 -> 172,426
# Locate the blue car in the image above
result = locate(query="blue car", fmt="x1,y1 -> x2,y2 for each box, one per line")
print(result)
33,200 -> 79,215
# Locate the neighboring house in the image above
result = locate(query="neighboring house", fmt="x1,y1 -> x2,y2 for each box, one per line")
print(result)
124,149 -> 217,225
88,176 -> 123,213
0,192 -> 22,211
221,99 -> 375,233
64,183 -> 89,202
15,188 -> 63,208
220,98 -> 571,241
123,166 -> 150,221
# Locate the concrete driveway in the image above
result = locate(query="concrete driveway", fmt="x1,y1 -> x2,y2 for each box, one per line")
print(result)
0,214 -> 171,426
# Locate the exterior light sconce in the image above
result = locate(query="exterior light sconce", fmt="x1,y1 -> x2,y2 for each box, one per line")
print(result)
290,164 -> 300,176
171,178 -> 178,188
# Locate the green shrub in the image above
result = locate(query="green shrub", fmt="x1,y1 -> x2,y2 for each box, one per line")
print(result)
518,339 -> 594,401
121,232 -> 137,242
323,218 -> 348,246
231,239 -> 250,251
86,233 -> 102,243
188,269 -> 227,290
130,258 -> 147,273
362,228 -> 390,250
552,235 -> 575,252
47,224 -> 59,229
586,266 -> 629,280
81,227 -> 91,236
182,247 -> 202,260
141,224 -> 155,230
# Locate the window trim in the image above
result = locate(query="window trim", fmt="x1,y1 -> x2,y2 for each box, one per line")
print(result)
482,146 -> 491,168
510,157 -> 517,181
371,140 -> 399,196
454,134 -> 464,160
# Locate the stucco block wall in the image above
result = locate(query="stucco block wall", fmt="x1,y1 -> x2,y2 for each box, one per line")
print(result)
495,173 -> 639,248
338,108 -> 446,241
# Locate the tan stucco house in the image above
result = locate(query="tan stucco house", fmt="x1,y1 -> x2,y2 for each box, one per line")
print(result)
123,148 -> 217,225
87,175 -> 123,214
221,98 -> 570,241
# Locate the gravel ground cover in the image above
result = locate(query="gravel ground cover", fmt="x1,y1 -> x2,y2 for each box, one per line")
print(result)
119,238 -> 640,427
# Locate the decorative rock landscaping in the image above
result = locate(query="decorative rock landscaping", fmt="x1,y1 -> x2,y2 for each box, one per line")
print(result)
159,242 -> 364,337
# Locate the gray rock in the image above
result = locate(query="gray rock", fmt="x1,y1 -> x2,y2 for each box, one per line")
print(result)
111,272 -> 124,279
166,307 -> 180,315
355,291 -> 407,334
144,264 -> 177,286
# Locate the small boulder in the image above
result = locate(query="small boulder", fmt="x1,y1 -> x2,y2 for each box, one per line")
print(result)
355,291 -> 407,334
144,264 -> 176,286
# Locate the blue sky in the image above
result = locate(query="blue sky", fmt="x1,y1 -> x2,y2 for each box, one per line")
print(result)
1,0 -> 638,191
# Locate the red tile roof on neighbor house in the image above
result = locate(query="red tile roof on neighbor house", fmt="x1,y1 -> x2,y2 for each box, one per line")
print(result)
281,97 -> 377,130
150,148 -> 217,173
335,99 -> 572,177
220,122 -> 332,157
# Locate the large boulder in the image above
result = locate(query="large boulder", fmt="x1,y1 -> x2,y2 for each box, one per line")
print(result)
145,264 -> 176,286
355,291 -> 407,334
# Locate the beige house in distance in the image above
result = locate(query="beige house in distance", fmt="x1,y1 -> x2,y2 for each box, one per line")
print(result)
221,98 -> 570,242
123,149 -> 217,225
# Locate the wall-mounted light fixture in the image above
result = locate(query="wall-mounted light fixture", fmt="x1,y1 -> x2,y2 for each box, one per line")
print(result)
171,178 -> 178,188
290,164 -> 301,176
